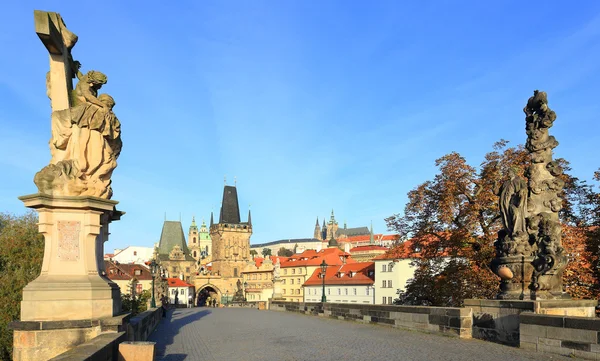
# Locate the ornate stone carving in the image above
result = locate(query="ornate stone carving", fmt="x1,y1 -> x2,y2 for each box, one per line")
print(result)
57,220 -> 80,261
492,90 -> 569,300
33,11 -> 121,199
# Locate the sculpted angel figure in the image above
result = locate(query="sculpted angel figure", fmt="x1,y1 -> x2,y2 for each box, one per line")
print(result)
497,167 -> 528,238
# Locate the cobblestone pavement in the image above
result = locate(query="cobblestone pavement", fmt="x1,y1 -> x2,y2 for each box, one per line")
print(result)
148,307 -> 572,361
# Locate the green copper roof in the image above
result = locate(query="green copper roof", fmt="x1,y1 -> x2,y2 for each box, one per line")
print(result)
157,220 -> 194,260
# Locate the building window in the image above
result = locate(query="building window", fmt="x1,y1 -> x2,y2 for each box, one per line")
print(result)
282,279 -> 286,285
193,237 -> 196,243
345,288 -> 348,295
136,284 -> 142,293
296,289 -> 300,295
297,278 -> 300,285
291,279 -> 294,285
328,289 -> 330,295
172,267 -> 177,272
186,267 -> 190,273
298,268 -> 301,274
382,297 -> 386,304
133,251 -> 137,256
366,287 -> 370,296
388,297 -> 393,304
353,288 -> 357,295
388,280 -> 393,288
234,268 -> 238,277
337,288 -> 341,295
283,289 -> 286,295
193,251 -> 197,258
134,269 -> 141,276
382,264 -> 386,272
292,269 -> 296,275
382,280 -> 386,288
284,269 -> 288,275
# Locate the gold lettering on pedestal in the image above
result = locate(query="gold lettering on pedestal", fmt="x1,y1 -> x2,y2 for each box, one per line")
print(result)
57,220 -> 80,261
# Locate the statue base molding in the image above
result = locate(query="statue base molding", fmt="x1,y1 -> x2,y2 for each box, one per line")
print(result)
465,299 -> 597,346
18,193 -> 123,321
10,313 -> 130,361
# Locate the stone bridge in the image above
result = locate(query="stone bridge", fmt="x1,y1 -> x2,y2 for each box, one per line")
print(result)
148,307 -> 574,361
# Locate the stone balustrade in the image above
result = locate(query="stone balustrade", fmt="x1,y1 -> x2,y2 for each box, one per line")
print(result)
520,312 -> 600,360
270,301 -> 472,338
46,307 -> 163,361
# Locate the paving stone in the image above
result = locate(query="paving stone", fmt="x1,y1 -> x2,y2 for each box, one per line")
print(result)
148,307 -> 576,361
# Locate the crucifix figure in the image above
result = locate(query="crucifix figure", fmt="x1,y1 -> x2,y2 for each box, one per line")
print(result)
34,10 -> 80,112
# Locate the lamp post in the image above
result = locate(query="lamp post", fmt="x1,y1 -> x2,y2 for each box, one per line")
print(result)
150,259 -> 157,308
320,260 -> 328,303
226,291 -> 229,306
243,281 -> 248,302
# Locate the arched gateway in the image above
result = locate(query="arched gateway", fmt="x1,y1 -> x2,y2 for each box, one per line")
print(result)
196,284 -> 221,306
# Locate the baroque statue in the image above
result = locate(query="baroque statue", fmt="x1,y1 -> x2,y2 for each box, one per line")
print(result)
33,11 -> 122,199
492,90 -> 568,300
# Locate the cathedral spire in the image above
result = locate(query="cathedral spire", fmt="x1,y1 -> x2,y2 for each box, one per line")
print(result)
248,208 -> 252,226
369,221 -> 374,245
210,211 -> 214,227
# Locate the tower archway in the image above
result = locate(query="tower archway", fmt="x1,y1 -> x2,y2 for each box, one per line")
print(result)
196,284 -> 221,307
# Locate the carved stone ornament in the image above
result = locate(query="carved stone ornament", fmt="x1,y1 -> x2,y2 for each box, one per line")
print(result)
33,11 -> 122,199
492,90 -> 569,300
57,220 -> 81,261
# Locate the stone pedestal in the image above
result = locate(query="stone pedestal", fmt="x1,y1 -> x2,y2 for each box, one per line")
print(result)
18,194 -> 123,321
465,299 -> 598,346
11,313 -> 130,361
272,278 -> 283,300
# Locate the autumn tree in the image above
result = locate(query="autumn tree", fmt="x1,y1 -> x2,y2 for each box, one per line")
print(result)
388,140 -> 599,306
386,141 -> 530,306
0,211 -> 44,360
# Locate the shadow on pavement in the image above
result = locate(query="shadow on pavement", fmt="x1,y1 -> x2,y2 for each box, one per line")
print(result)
151,308 -> 211,359
160,354 -> 187,361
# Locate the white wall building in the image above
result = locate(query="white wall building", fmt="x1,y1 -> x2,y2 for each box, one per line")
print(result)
167,278 -> 195,306
110,246 -> 155,265
303,262 -> 375,304
374,257 -> 416,305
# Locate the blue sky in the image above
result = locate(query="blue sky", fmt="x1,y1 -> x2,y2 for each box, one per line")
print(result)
1,1 -> 600,253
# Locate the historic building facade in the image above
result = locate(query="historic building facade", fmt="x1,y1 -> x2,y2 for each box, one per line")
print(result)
314,210 -> 370,241
194,185 -> 252,305
188,217 -> 211,263
156,220 -> 196,283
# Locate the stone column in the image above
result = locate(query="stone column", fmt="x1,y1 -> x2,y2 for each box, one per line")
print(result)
19,193 -> 122,321
12,194 -> 125,361
272,278 -> 283,300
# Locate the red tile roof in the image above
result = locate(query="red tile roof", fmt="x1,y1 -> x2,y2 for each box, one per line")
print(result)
343,234 -> 399,243
304,262 -> 375,286
373,235 -> 454,260
349,245 -> 388,252
280,248 -> 354,268
104,260 -> 153,281
252,256 -> 288,268
167,278 -> 194,288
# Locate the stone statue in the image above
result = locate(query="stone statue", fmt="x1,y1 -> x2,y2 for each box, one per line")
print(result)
33,11 -> 122,199
497,167 -> 528,237
273,258 -> 281,280
492,90 -> 568,300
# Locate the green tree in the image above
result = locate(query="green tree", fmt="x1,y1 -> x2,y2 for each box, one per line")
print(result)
261,248 -> 272,257
277,247 -> 294,257
121,289 -> 151,316
0,211 -> 44,360
250,249 -> 258,259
